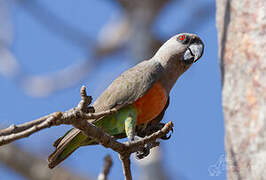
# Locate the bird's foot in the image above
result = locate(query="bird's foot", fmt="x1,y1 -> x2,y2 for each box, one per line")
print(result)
140,122 -> 173,140
136,143 -> 151,159
130,136 -> 151,159
132,136 -> 160,159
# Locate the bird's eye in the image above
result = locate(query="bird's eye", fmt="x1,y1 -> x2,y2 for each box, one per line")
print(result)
178,35 -> 185,41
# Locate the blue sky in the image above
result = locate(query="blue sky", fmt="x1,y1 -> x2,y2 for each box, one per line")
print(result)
0,0 -> 226,179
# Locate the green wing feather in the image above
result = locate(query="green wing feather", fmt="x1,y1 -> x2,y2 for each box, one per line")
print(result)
48,105 -> 137,168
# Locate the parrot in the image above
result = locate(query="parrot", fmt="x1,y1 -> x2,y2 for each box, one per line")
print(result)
48,33 -> 204,169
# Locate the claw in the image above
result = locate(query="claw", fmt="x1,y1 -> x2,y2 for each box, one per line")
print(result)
136,122 -> 174,140
160,126 -> 173,140
170,126 -> 174,133
87,106 -> 95,113
135,145 -> 150,159
161,133 -> 171,140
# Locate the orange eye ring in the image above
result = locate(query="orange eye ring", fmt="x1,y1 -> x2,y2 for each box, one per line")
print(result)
179,35 -> 185,41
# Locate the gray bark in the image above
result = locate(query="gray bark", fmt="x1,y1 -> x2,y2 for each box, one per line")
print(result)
216,0 -> 266,179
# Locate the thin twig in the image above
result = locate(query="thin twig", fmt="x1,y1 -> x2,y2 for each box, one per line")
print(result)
78,85 -> 93,112
0,144 -> 90,180
0,114 -> 52,136
98,155 -> 113,180
0,113 -> 62,146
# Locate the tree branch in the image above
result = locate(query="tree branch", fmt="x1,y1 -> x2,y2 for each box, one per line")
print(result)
119,154 -> 132,180
0,86 -> 117,146
98,155 -> 113,180
0,144 -> 90,180
0,86 -> 174,179
0,114 -> 51,136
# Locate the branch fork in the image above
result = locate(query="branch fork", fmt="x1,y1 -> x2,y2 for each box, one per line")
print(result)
0,85 -> 174,180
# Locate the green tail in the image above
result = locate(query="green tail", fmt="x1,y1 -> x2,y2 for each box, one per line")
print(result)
48,105 -> 137,169
48,129 -> 97,168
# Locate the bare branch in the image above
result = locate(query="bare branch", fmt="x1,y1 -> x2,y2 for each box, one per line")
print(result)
15,0 -> 92,50
0,86 -> 174,179
98,155 -> 113,180
0,112 -> 62,146
0,144 -> 90,180
0,108 -> 117,146
119,154 -> 132,180
0,114 -> 51,136
73,113 -> 173,180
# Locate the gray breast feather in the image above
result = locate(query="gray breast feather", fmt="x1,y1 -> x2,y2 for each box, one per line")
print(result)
93,60 -> 164,112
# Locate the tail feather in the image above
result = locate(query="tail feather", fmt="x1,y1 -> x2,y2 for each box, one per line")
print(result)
52,128 -> 75,147
53,136 -> 64,147
48,129 -> 86,169
48,115 -> 115,168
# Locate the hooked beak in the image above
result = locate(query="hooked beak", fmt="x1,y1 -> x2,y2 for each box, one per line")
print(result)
182,42 -> 204,64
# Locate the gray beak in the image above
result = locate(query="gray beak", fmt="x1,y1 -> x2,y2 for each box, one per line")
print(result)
183,43 -> 204,64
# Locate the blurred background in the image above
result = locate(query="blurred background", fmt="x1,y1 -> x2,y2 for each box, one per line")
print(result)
0,0 -> 225,179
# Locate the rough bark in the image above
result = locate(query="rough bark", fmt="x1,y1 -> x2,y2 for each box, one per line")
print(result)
216,0 -> 266,179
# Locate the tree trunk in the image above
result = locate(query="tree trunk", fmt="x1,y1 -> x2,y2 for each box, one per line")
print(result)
216,0 -> 266,179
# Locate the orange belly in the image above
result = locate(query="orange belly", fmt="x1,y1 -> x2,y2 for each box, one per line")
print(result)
134,82 -> 168,125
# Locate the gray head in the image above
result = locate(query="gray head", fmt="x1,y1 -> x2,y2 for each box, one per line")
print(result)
154,33 -> 204,65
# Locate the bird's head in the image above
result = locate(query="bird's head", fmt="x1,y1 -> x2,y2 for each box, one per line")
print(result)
154,33 -> 204,65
